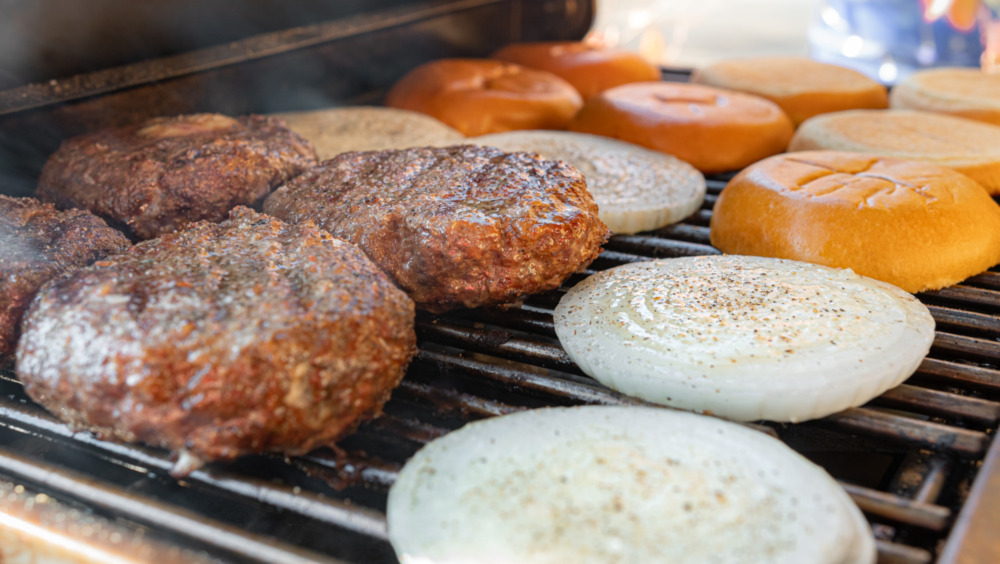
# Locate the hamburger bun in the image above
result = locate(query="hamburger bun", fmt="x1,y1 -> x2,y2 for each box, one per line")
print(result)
709,151 -> 1000,293
270,107 -> 463,160
384,58 -> 582,136
890,67 -> 1000,126
568,82 -> 794,174
492,41 -> 661,100
691,56 -> 888,125
468,130 -> 706,234
789,109 -> 1000,194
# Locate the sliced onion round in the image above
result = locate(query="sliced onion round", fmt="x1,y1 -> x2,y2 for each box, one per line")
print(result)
554,255 -> 935,422
468,130 -> 706,234
387,406 -> 876,564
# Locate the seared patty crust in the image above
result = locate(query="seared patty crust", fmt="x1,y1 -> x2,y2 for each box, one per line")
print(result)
37,113 -> 317,239
0,195 -> 128,359
264,145 -> 609,312
16,207 -> 416,475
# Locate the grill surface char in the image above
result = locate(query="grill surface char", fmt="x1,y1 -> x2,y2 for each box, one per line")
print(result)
0,177 -> 998,563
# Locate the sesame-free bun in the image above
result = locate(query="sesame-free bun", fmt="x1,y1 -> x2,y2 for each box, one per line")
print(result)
789,109 -> 1000,194
568,82 -> 794,174
271,107 -> 463,160
469,130 -> 706,234
691,56 -> 888,125
710,151 -> 1000,293
492,41 -> 661,100
890,67 -> 1000,126
384,58 -> 583,136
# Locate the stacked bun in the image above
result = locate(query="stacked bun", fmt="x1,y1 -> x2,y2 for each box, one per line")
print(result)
492,41 -> 661,100
710,151 -> 1000,293
691,56 -> 888,125
385,59 -> 582,136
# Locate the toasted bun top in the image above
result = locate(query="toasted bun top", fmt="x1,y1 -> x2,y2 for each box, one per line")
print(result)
384,58 -> 583,136
271,107 -> 463,160
492,41 -> 661,100
890,67 -> 1000,125
789,109 -> 1000,193
710,150 -> 1000,293
691,57 -> 888,125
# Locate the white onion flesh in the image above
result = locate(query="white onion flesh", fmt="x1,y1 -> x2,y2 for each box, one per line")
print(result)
387,406 -> 876,564
554,255 -> 935,422
468,130 -> 706,234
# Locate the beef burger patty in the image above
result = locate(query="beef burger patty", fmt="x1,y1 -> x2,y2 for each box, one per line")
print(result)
0,195 -> 129,359
37,113 -> 317,239
264,145 -> 609,312
16,207 -> 415,475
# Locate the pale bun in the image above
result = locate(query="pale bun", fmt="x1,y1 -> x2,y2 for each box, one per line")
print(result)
271,107 -> 463,160
568,82 -> 793,174
710,150 -> 1000,293
492,41 -> 661,100
890,67 -> 1000,126
789,109 -> 1000,194
691,56 -> 887,125
384,58 -> 582,136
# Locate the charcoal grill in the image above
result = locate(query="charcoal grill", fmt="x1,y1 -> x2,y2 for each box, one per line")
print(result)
0,1 -> 998,562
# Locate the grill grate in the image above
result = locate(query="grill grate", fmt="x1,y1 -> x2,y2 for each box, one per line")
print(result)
1,175 -> 999,563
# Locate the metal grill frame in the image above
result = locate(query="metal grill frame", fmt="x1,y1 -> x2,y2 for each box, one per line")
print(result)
0,2 -> 998,561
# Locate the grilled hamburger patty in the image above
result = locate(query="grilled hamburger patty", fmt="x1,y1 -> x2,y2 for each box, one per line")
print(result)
16,208 -> 416,475
0,195 -> 128,359
264,145 -> 609,312
37,113 -> 317,239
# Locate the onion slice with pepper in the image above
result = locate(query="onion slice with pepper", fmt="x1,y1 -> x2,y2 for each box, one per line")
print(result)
554,255 -> 934,422
387,406 -> 876,564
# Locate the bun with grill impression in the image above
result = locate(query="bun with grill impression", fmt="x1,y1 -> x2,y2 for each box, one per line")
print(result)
709,151 -> 1000,293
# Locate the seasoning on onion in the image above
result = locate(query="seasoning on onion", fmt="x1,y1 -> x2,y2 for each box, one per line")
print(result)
553,255 -> 935,423
387,406 -> 876,564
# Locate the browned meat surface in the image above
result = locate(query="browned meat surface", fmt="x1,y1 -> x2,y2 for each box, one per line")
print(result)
0,195 -> 128,360
15,207 -> 416,476
36,113 -> 317,239
263,145 -> 609,312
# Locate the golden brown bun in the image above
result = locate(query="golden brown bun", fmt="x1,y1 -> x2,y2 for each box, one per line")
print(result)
492,41 -> 661,100
384,58 -> 583,136
710,151 -> 1000,293
691,56 -> 887,126
270,107 -> 464,160
890,67 -> 1000,126
789,109 -> 1000,195
568,82 -> 794,174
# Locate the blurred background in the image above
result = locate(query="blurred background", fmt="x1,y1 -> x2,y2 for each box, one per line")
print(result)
590,0 -> 996,83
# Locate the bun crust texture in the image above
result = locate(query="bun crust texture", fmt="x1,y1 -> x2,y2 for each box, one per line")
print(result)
568,82 -> 793,174
691,56 -> 888,125
492,41 -> 661,100
385,58 -> 583,137
709,151 -> 1000,293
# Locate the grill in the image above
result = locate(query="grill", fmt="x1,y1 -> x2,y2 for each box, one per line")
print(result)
0,2 -> 998,563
